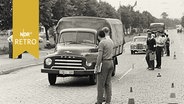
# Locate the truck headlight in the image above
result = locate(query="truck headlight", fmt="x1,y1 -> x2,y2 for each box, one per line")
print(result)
86,61 -> 92,67
45,58 -> 52,66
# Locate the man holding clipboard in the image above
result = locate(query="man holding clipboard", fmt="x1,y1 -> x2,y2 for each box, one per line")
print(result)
145,33 -> 156,70
94,30 -> 114,104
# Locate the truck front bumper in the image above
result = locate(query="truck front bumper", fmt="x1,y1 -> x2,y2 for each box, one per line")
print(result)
131,49 -> 146,52
41,68 -> 94,76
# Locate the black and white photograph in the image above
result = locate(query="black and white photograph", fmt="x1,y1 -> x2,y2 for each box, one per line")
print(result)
0,0 -> 184,103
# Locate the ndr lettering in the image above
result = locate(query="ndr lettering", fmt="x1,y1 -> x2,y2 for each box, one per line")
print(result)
15,39 -> 37,45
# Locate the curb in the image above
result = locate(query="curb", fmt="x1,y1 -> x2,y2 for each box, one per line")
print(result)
0,50 -> 53,75
0,62 -> 43,75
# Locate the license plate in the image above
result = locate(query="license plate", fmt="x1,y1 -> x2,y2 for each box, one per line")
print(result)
59,70 -> 74,75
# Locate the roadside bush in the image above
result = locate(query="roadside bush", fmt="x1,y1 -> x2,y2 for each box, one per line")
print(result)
0,46 -> 9,55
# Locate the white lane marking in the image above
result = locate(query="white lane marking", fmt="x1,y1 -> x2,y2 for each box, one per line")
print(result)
118,67 -> 133,81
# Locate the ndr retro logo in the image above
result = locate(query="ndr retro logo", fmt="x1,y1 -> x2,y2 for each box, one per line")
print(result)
15,29 -> 37,45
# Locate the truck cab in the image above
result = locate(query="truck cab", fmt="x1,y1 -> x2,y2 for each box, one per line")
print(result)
41,16 -> 125,85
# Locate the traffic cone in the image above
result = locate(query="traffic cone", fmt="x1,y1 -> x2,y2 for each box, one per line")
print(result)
132,64 -> 134,69
171,83 -> 174,88
157,73 -> 161,77
173,52 -> 176,59
130,87 -> 133,92
128,98 -> 135,104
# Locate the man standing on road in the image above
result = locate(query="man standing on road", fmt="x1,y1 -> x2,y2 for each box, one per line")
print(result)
146,33 -> 156,70
165,34 -> 170,56
94,30 -> 114,104
155,31 -> 165,69
7,30 -> 22,59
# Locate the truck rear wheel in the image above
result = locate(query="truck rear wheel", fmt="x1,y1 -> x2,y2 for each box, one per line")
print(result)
89,75 -> 97,85
48,74 -> 57,85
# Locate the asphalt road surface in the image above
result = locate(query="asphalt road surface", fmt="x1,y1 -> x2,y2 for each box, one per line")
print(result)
0,29 -> 184,104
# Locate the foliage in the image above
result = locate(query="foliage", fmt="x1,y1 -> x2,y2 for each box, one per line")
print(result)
96,1 -> 118,18
118,6 -> 156,33
39,0 -> 57,28
0,0 -> 181,32
157,18 -> 181,28
181,16 -> 184,27
52,0 -> 118,20
161,12 -> 168,19
118,5 -> 133,29
0,0 -> 12,30
0,46 -> 9,55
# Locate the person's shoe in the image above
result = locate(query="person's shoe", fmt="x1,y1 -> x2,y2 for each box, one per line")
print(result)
148,68 -> 154,70
157,67 -> 161,69
148,68 -> 152,70
103,97 -> 106,102
155,66 -> 161,69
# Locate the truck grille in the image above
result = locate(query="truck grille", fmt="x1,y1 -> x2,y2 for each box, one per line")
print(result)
52,56 -> 85,70
137,44 -> 143,49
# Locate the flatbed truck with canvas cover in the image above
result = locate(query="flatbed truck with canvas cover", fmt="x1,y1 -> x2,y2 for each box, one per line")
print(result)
41,16 -> 125,85
149,23 -> 165,33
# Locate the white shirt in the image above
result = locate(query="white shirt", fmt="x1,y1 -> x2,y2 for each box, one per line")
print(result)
155,36 -> 164,47
7,35 -> 13,42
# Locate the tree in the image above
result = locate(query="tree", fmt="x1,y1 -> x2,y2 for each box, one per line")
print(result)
118,5 -> 134,33
161,12 -> 168,19
181,16 -> 184,27
83,0 -> 98,16
0,0 -> 12,30
52,0 -> 67,20
40,0 -> 57,40
97,1 -> 118,18
142,11 -> 156,28
52,0 -> 99,20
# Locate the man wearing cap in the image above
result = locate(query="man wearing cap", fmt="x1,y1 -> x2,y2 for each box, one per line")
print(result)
94,30 -> 114,104
102,27 -> 111,40
155,32 -> 165,69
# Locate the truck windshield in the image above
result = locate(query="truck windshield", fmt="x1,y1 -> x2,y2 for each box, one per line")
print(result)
59,31 -> 95,44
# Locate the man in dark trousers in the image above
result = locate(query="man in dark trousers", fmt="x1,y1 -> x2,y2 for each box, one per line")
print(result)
155,31 -> 164,69
94,30 -> 114,104
7,31 -> 22,59
146,33 -> 156,70
165,34 -> 170,56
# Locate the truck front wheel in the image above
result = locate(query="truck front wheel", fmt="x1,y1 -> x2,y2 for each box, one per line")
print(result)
89,75 -> 97,85
48,74 -> 57,85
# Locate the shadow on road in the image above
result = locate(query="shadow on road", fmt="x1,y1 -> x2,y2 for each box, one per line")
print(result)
51,77 -> 94,87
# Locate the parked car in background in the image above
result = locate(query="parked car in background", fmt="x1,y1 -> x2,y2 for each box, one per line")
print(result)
130,36 -> 147,54
176,25 -> 183,33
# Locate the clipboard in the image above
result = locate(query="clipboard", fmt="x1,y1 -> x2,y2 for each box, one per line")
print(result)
149,52 -> 156,61
95,63 -> 102,73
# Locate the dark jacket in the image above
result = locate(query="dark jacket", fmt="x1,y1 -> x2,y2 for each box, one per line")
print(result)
147,38 -> 156,51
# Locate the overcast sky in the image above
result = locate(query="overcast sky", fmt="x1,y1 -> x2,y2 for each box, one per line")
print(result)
101,0 -> 184,19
